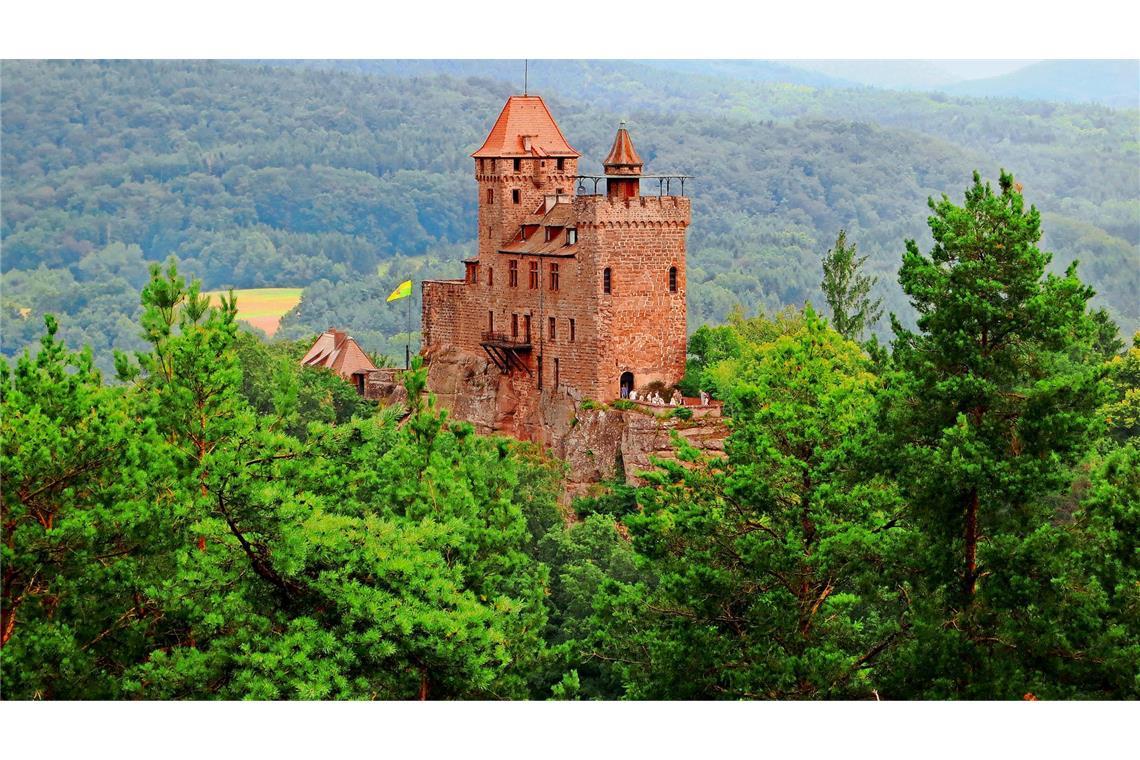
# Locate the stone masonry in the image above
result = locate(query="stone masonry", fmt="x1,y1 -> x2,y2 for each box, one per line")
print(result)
422,94 -> 692,415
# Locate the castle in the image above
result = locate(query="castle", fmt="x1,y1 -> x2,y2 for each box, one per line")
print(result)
421,95 -> 691,407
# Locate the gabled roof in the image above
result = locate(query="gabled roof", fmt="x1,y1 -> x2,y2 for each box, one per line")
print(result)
301,329 -> 378,377
472,95 -> 580,159
603,124 -> 643,175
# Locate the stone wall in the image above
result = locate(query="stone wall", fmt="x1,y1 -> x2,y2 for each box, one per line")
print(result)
476,157 -> 577,261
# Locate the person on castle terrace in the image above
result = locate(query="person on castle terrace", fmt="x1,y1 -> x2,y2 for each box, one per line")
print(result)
699,389 -> 709,406
629,390 -> 638,401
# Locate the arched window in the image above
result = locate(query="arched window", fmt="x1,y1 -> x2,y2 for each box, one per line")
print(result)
669,266 -> 678,293
603,267 -> 612,294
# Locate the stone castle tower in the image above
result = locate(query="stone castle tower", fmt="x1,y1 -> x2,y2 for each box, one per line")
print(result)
421,94 -> 691,413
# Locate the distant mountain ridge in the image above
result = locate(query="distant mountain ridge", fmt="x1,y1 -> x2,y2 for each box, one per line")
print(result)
943,60 -> 1140,108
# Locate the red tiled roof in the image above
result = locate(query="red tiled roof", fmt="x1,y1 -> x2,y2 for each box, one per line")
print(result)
301,329 -> 378,378
603,125 -> 643,175
472,96 -> 579,158
498,202 -> 579,255
499,237 -> 579,256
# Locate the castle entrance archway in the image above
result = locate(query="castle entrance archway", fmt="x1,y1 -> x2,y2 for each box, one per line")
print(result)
620,371 -> 634,399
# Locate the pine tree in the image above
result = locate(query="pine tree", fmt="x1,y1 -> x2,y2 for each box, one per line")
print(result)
821,229 -> 882,342
584,308 -> 907,698
882,170 -> 1109,697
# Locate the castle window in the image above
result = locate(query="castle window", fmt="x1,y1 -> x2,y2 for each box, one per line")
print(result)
557,158 -> 565,171
487,188 -> 493,204
466,262 -> 478,284
512,313 -> 518,338
512,189 -> 520,205
488,310 -> 494,333
488,266 -> 494,286
537,354 -> 543,390
567,228 -> 577,245
509,260 -> 518,287
529,261 -> 539,289
478,159 -> 483,173
549,316 -> 557,341
549,262 -> 559,291
525,314 -> 532,342
513,158 -> 521,172
669,266 -> 678,293
603,267 -> 612,294
554,357 -> 560,387
569,318 -> 575,342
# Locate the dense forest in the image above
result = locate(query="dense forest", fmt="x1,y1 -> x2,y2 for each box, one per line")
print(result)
2,171 -> 1137,699
2,60 -> 1137,373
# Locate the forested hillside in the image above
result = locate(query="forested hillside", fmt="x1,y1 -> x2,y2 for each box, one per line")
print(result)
2,59 -> 1137,371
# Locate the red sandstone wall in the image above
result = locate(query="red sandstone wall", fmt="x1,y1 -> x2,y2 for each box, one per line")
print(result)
424,193 -> 690,405
476,157 -> 577,261
576,195 -> 690,400
421,279 -> 465,350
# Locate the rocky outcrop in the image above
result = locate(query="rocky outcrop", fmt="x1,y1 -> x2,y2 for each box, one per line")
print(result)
422,346 -> 728,498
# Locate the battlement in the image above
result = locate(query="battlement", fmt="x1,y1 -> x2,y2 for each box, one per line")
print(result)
573,194 -> 691,227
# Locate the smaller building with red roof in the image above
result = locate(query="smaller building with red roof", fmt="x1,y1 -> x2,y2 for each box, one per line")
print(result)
300,329 -> 379,395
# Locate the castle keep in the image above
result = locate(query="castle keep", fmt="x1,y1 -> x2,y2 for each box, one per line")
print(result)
421,95 -> 691,405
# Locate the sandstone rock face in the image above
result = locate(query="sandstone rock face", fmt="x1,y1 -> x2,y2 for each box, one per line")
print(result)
423,346 -> 728,497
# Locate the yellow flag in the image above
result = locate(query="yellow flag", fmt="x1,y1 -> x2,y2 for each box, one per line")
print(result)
386,280 -> 412,302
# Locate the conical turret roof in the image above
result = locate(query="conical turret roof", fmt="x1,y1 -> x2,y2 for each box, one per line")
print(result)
603,123 -> 643,176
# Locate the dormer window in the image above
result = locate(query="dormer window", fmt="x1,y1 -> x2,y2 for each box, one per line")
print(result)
567,228 -> 577,245
545,226 -> 558,243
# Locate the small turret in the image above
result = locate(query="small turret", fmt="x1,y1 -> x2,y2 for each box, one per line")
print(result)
603,121 -> 643,199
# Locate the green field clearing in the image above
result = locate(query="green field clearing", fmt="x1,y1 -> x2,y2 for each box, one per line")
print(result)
204,288 -> 303,336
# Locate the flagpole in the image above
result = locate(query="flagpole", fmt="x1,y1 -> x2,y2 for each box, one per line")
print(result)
405,280 -> 411,370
